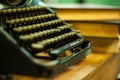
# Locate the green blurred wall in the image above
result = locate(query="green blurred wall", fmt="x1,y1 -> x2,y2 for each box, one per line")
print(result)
85,0 -> 120,7
44,0 -> 120,7
58,0 -> 78,3
57,0 -> 120,7
43,0 -> 78,3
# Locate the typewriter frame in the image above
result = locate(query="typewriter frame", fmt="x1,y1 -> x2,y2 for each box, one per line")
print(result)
0,0 -> 91,77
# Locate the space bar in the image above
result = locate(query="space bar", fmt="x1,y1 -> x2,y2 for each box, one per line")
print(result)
50,38 -> 84,57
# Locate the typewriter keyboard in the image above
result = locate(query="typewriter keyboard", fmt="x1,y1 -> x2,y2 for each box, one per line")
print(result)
0,6 -> 85,60
0,1 -> 91,76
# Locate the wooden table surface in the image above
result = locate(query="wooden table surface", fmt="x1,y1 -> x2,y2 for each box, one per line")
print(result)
12,36 -> 120,80
13,52 -> 120,80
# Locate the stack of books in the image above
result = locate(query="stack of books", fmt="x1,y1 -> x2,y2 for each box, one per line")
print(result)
48,3 -> 120,53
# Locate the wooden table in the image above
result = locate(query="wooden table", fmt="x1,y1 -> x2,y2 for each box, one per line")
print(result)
13,52 -> 120,80
12,28 -> 120,80
12,26 -> 120,80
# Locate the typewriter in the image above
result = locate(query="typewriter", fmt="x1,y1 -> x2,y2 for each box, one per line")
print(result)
0,0 -> 91,78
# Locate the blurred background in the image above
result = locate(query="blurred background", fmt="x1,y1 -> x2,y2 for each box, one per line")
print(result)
42,0 -> 120,7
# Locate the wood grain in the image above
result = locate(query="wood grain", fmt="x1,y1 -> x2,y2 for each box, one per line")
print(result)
13,52 -> 120,80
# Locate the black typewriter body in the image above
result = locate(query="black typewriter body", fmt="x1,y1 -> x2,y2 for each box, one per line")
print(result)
0,0 -> 91,77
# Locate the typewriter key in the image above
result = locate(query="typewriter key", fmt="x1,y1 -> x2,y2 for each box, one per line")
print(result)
1,10 -> 7,23
19,35 -> 28,41
15,8 -> 21,18
12,9 -> 17,18
37,6 -> 44,15
13,27 -> 22,33
73,30 -> 80,33
7,9 -> 13,19
31,43 -> 44,50
7,20 -> 15,25
0,10 -> 2,24
34,6 -> 39,16
53,37 -> 59,43
20,8 -> 26,18
25,7 -> 31,17
25,26 -> 32,31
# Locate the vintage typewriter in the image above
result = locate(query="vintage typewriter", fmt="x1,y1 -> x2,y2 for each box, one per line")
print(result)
0,0 -> 91,78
